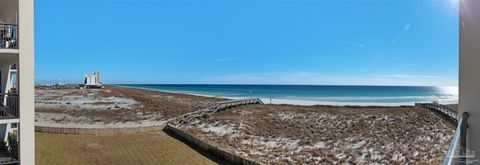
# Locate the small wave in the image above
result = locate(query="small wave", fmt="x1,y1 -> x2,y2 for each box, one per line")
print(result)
123,85 -> 459,106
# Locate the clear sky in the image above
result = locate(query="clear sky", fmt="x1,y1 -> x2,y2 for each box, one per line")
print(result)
35,0 -> 459,86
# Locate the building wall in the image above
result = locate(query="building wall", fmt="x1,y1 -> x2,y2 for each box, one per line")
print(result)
460,0 -> 480,162
18,0 -> 35,164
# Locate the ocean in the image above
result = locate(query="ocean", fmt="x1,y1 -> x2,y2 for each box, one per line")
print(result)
120,84 -> 458,106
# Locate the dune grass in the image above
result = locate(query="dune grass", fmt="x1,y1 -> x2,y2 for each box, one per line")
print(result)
36,131 -> 217,165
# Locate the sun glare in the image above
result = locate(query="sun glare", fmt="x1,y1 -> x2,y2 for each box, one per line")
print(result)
449,0 -> 460,10
440,86 -> 459,96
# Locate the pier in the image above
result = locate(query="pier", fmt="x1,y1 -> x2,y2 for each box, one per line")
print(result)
208,98 -> 263,113
415,103 -> 458,123
170,98 -> 263,125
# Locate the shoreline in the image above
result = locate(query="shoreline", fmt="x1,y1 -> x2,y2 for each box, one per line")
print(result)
114,85 -> 458,107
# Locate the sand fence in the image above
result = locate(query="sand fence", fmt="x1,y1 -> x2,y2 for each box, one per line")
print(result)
35,98 -> 263,164
163,125 -> 259,165
34,124 -> 166,135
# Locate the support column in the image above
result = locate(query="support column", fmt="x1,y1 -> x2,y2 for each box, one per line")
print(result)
18,0 -> 35,164
460,0 -> 480,162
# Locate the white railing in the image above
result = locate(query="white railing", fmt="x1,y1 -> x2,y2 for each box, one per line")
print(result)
444,112 -> 469,165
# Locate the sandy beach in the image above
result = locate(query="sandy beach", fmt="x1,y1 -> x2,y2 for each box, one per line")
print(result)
35,86 -> 226,128
175,104 -> 455,164
35,85 -> 455,164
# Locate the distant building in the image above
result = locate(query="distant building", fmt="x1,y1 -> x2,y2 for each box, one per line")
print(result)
84,72 -> 104,88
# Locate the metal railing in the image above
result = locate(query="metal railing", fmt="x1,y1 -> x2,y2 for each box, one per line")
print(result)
444,112 -> 469,165
0,93 -> 19,119
0,24 -> 18,49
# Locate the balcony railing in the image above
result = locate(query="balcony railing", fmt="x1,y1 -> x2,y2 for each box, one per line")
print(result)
444,112 -> 470,165
0,24 -> 18,49
0,93 -> 18,119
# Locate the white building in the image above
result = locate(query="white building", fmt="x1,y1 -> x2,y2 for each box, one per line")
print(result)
84,72 -> 104,88
0,0 -> 35,164
455,0 -> 480,164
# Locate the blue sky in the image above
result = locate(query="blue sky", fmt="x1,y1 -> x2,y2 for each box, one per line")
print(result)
35,0 -> 459,86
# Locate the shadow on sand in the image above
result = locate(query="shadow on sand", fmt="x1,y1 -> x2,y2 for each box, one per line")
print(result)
163,129 -> 232,165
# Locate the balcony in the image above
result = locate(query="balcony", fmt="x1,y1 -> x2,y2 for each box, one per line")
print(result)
0,24 -> 17,49
443,112 -> 470,165
0,93 -> 18,120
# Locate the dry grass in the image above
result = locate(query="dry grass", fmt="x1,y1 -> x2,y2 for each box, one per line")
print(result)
98,86 -> 227,119
35,86 -> 227,125
446,104 -> 458,111
181,104 -> 455,164
36,131 -> 218,165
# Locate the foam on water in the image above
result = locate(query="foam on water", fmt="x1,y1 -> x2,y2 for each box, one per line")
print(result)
119,84 -> 458,106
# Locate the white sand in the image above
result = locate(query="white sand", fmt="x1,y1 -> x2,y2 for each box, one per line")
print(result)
199,122 -> 237,136
35,89 -> 137,110
35,112 -> 166,128
35,89 -> 165,128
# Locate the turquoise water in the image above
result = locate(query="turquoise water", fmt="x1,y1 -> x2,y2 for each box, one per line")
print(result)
120,84 -> 458,105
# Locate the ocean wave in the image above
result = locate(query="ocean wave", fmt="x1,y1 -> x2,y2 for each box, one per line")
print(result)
122,85 -> 459,106
258,97 -> 458,106
277,95 -> 458,102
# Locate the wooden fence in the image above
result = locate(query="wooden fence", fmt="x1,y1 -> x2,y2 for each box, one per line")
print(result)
35,125 -> 165,135
164,125 -> 259,165
34,98 -> 263,135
